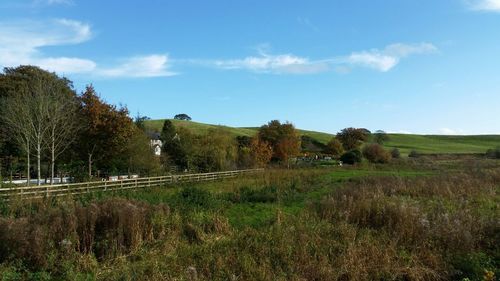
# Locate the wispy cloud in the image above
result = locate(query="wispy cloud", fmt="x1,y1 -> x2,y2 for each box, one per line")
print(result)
0,18 -> 95,74
467,0 -> 500,11
210,44 -> 328,74
214,54 -> 329,74
208,43 -> 437,74
343,43 -> 438,72
0,18 -> 174,78
98,55 -> 176,78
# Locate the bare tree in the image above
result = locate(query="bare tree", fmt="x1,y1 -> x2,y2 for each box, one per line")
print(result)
1,78 -> 53,186
27,78 -> 51,185
1,91 -> 32,186
44,89 -> 81,184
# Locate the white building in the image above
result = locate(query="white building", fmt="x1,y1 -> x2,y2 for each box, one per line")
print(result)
148,132 -> 163,156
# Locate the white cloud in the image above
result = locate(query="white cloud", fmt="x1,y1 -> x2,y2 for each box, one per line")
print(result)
345,43 -> 438,72
98,55 -> 176,78
467,0 -> 500,11
346,52 -> 398,72
211,43 -> 437,74
0,18 -> 175,78
214,50 -> 329,74
0,18 -> 95,74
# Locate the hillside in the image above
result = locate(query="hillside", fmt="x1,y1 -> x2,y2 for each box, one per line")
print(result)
144,119 -> 335,144
144,119 -> 500,155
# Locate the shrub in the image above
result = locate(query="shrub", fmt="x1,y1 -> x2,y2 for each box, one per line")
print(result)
408,150 -> 420,158
324,138 -> 344,157
340,149 -> 362,165
177,186 -> 215,209
362,144 -> 392,163
391,148 -> 401,159
486,147 -> 500,159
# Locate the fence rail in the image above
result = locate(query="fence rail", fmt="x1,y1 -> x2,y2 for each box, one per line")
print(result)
0,169 -> 263,201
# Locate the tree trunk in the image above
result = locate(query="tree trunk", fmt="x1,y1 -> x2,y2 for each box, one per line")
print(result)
27,141 -> 30,187
37,143 -> 41,186
88,153 -> 93,178
50,138 -> 55,185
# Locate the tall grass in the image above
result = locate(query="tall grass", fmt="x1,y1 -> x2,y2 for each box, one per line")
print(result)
0,163 -> 498,280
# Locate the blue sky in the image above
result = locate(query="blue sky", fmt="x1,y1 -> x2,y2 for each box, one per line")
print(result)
1,0 -> 499,135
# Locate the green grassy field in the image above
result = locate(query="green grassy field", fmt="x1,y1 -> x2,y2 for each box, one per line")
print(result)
145,119 -> 500,154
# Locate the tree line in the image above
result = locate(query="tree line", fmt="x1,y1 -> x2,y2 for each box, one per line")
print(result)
0,65 -> 399,186
0,66 -> 159,185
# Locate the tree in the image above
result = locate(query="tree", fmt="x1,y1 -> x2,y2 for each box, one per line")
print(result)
123,128 -> 160,176
250,138 -> 273,168
324,138 -> 344,157
192,129 -> 238,172
373,130 -> 389,144
0,90 -> 32,185
362,143 -> 392,163
160,120 -> 188,170
336,127 -> 369,151
134,114 -> 150,132
258,120 -> 301,166
78,85 -> 135,178
0,67 -> 68,185
44,83 -> 81,184
174,113 -> 192,121
0,66 -> 82,185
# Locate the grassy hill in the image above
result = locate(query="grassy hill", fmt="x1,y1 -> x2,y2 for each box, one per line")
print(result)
384,134 -> 500,154
144,119 -> 335,144
144,119 -> 500,155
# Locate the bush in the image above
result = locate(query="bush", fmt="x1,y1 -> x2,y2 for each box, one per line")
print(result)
486,147 -> 500,159
408,150 -> 420,158
391,148 -> 401,159
362,144 -> 392,164
177,186 -> 215,209
340,149 -> 362,165
324,138 -> 344,157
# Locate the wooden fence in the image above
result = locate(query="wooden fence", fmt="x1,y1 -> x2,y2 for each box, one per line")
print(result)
0,169 -> 263,201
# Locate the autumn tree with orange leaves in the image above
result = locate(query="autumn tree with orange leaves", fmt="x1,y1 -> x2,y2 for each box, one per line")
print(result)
258,120 -> 301,167
78,85 -> 136,178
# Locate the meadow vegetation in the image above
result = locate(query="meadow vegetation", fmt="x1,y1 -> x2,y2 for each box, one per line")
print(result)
0,159 -> 498,280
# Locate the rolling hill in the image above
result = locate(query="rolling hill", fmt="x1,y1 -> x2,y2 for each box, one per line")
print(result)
144,119 -> 500,155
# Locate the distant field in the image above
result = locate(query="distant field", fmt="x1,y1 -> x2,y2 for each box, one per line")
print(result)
145,119 -> 500,154
384,134 -> 500,154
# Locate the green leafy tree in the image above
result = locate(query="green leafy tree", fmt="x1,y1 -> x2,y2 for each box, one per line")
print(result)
123,128 -> 160,176
336,127 -> 370,150
134,114 -> 151,132
192,129 -> 238,172
160,120 -> 188,170
174,113 -> 192,121
373,130 -> 390,144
